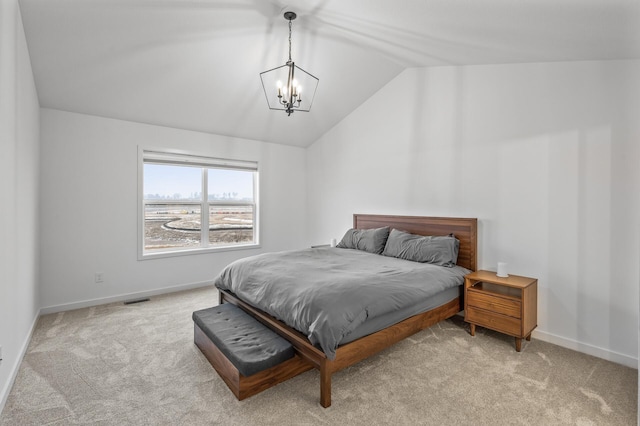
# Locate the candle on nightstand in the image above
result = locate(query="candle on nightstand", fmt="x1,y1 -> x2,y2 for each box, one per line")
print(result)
497,262 -> 508,277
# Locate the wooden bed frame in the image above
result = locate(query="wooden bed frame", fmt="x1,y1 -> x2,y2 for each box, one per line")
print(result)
218,214 -> 477,407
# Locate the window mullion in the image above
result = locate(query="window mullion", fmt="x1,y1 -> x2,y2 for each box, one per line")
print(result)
201,168 -> 209,248
253,171 -> 258,244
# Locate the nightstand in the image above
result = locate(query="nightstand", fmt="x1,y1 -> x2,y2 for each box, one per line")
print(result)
464,270 -> 538,352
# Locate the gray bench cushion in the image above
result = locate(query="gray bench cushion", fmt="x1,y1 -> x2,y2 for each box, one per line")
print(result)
192,304 -> 294,377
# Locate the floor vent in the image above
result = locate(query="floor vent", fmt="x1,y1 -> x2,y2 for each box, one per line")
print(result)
124,298 -> 150,305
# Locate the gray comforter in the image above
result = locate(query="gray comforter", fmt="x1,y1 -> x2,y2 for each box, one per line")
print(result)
214,247 -> 469,360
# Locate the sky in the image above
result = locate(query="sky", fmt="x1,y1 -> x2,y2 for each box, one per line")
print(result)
144,164 -> 254,200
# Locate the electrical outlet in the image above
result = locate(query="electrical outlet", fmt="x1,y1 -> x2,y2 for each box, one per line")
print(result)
95,272 -> 104,283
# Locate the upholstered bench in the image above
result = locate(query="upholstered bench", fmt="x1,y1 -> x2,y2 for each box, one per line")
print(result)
193,303 -> 312,400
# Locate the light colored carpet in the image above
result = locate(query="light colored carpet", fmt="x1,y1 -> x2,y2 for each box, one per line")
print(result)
1,286 -> 636,425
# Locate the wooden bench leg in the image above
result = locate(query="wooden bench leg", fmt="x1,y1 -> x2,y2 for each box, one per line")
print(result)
469,323 -> 476,336
320,361 -> 331,408
515,337 -> 522,352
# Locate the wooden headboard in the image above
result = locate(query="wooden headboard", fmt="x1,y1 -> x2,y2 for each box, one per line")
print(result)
353,214 -> 477,272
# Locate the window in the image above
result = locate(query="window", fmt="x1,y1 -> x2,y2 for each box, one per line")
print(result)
139,149 -> 259,258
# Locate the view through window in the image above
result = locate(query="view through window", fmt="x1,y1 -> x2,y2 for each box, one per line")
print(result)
141,150 -> 258,256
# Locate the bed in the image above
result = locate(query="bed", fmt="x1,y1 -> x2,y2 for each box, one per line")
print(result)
216,214 -> 477,407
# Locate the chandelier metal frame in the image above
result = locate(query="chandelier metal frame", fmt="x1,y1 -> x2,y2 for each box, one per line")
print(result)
260,11 -> 319,116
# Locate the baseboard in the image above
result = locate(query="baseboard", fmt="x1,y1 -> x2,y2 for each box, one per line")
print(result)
533,329 -> 638,369
40,280 -> 214,315
0,309 -> 41,416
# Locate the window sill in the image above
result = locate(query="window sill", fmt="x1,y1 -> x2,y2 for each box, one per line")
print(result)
138,243 -> 261,261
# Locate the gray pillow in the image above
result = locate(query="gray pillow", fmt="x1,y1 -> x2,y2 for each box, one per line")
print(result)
336,226 -> 390,254
382,228 -> 459,267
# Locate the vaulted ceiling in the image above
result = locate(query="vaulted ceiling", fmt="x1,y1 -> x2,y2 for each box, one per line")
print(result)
18,0 -> 640,147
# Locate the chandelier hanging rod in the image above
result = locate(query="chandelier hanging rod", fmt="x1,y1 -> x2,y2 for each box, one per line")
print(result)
285,11 -> 295,63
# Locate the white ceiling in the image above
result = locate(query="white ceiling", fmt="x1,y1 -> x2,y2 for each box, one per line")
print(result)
19,0 -> 640,147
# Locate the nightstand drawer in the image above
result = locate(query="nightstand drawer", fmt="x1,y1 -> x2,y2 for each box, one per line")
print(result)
466,306 -> 521,336
467,290 -> 521,318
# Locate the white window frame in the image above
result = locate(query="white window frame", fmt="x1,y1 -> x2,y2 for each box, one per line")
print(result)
138,147 -> 260,260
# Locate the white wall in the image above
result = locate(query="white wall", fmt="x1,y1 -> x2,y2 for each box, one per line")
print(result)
39,109 -> 307,310
0,0 -> 41,412
307,60 -> 640,367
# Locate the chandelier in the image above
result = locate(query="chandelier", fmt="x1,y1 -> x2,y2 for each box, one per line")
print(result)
260,11 -> 319,116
